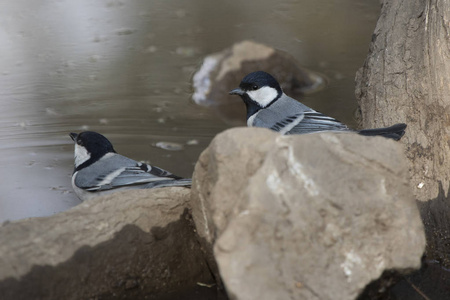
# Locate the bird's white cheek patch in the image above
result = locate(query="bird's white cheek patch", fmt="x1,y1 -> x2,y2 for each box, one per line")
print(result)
74,144 -> 91,167
247,86 -> 278,108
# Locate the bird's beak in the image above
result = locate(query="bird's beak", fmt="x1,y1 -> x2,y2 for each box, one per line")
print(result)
229,88 -> 244,96
69,132 -> 78,142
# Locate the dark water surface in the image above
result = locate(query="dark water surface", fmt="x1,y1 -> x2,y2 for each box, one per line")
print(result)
0,0 -> 379,222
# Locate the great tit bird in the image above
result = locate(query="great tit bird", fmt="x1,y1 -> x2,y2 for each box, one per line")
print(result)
229,71 -> 406,140
70,131 -> 191,201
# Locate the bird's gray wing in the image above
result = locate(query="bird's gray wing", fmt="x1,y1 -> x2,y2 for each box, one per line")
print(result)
252,109 -> 304,133
287,111 -> 349,134
75,154 -> 188,191
251,94 -> 350,135
251,96 -> 309,133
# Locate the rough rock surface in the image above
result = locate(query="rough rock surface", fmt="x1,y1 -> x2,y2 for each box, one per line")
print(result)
191,127 -> 425,300
355,0 -> 450,266
0,188 -> 220,300
192,40 -> 325,124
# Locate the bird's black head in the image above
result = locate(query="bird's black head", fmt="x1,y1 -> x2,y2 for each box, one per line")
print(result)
70,131 -> 116,171
239,71 -> 281,92
229,71 -> 283,119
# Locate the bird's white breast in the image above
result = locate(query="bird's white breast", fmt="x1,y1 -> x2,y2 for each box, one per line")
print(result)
247,113 -> 257,127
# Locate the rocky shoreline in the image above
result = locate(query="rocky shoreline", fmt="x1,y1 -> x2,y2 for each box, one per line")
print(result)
0,128 -> 425,300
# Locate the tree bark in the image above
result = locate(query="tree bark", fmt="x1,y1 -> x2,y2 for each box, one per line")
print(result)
356,0 -> 450,263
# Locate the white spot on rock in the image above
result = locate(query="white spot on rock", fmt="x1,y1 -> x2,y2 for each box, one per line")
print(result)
340,250 -> 362,282
286,145 -> 318,196
380,178 -> 387,194
266,171 -> 282,195
192,55 -> 220,105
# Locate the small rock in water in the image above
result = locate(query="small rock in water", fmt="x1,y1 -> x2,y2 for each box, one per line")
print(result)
114,28 -> 137,35
186,139 -> 199,146
154,142 -> 184,151
175,46 -> 197,57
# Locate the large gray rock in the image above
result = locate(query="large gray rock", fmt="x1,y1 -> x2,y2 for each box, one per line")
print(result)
0,187 -> 220,300
191,127 -> 425,300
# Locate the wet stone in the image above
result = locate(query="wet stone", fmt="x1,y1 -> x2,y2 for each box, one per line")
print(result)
191,40 -> 325,124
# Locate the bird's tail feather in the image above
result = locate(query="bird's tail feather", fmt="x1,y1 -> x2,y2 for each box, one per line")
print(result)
358,123 -> 407,141
142,178 -> 192,189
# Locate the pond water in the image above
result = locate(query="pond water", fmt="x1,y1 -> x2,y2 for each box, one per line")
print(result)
0,0 -> 380,222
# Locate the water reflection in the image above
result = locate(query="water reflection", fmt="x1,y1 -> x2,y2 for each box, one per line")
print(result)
0,0 -> 379,222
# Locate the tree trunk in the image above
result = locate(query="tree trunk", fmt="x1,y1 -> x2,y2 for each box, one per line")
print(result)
356,0 -> 450,264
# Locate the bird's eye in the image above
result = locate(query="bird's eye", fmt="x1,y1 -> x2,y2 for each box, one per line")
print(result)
252,85 -> 258,90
